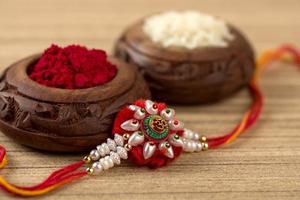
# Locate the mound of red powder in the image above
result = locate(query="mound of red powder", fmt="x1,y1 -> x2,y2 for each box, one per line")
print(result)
29,44 -> 117,89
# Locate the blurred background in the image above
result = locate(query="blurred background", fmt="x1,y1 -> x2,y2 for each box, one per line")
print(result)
0,0 -> 299,66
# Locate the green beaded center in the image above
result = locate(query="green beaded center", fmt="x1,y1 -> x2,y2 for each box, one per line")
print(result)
143,115 -> 169,140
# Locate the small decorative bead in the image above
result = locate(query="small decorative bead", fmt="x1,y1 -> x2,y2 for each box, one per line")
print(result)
110,152 -> 121,165
96,145 -> 106,157
124,143 -> 132,151
200,136 -> 207,142
107,138 -> 117,151
83,155 -> 91,164
114,134 -> 124,146
91,162 -> 103,174
165,142 -> 171,148
202,142 -> 209,151
101,143 -> 110,154
90,149 -> 100,161
117,146 -> 128,159
86,167 -> 94,175
123,133 -> 130,140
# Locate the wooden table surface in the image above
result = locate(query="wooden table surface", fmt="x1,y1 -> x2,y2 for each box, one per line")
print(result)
0,0 -> 300,199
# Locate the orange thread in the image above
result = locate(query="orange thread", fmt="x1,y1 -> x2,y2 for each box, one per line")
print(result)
0,45 -> 299,196
207,45 -> 300,148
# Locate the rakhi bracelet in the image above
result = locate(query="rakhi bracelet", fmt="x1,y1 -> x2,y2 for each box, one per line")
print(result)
0,45 -> 299,197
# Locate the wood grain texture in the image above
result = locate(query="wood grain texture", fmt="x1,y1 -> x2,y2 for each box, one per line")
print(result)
0,0 -> 299,199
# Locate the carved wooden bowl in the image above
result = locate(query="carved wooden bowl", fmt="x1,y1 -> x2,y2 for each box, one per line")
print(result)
114,20 -> 255,104
0,54 -> 151,152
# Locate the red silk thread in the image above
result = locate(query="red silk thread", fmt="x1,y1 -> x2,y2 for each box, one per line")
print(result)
0,44 -> 299,196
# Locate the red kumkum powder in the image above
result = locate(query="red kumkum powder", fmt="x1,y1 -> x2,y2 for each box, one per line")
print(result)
29,44 -> 117,89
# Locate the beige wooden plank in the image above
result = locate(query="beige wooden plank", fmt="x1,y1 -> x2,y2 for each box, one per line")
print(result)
0,0 -> 300,199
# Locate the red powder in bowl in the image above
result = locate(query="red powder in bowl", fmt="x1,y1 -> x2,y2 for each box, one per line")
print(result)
29,44 -> 117,89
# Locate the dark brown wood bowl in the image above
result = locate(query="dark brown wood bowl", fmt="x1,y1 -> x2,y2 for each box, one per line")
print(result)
114,19 -> 255,104
0,54 -> 151,152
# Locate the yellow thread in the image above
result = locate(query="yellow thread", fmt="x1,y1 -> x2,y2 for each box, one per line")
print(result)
225,112 -> 250,144
0,176 -> 75,197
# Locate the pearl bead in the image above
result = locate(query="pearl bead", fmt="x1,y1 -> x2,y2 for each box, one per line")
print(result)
160,108 -> 175,121
191,141 -> 197,151
128,131 -> 144,146
89,149 -> 100,161
96,145 -> 106,157
184,141 -> 195,152
105,156 -> 114,168
128,105 -> 140,111
99,158 -> 110,170
193,133 -> 200,140
168,119 -> 184,131
110,152 -> 121,165
186,142 -> 192,152
120,119 -> 140,131
101,143 -> 110,154
145,100 -> 158,115
107,138 -> 117,151
91,162 -> 103,174
114,134 -> 124,146
117,146 -> 128,159
102,159 -> 110,170
99,158 -> 104,165
183,129 -> 193,140
196,142 -> 203,152
134,108 -> 146,120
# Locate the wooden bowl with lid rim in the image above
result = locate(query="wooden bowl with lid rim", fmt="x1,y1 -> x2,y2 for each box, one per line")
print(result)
114,19 -> 255,104
0,54 -> 151,152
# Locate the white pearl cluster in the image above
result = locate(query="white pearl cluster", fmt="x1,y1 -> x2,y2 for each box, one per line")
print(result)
88,134 -> 128,174
182,128 -> 204,152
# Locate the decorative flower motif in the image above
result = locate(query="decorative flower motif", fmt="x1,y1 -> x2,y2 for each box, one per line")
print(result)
112,99 -> 184,168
